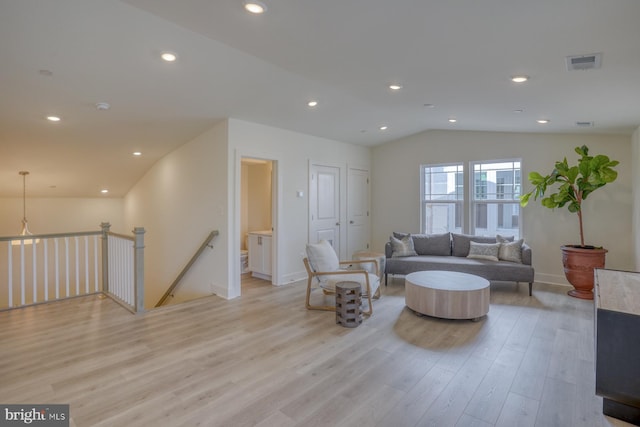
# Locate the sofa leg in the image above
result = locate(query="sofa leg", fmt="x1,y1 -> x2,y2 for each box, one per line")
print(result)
384,273 -> 388,286
529,282 -> 533,296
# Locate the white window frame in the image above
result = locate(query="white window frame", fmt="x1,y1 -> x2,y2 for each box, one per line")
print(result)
420,159 -> 522,238
470,159 -> 522,238
420,163 -> 464,235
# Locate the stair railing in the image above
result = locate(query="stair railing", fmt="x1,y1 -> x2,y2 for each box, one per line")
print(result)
1,222 -> 145,313
155,230 -> 219,307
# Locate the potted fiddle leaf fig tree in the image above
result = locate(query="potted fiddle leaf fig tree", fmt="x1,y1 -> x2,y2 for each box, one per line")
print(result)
520,145 -> 619,299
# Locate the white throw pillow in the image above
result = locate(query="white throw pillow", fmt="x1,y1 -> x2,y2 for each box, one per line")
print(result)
306,240 -> 339,272
467,241 -> 500,261
390,234 -> 418,257
497,235 -> 524,263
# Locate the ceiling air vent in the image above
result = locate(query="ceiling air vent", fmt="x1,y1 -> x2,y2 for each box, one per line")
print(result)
576,121 -> 594,128
566,53 -> 602,71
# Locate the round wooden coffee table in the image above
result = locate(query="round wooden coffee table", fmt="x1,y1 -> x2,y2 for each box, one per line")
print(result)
405,271 -> 490,321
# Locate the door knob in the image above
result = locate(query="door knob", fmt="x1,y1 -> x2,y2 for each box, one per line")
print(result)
335,222 -> 340,226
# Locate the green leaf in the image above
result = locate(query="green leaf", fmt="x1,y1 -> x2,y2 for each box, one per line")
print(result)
600,168 -> 618,183
575,145 -> 589,156
566,166 -> 579,183
568,201 -> 580,213
541,197 -> 556,209
555,159 -> 569,175
519,193 -> 531,207
528,171 -> 546,185
590,155 -> 609,169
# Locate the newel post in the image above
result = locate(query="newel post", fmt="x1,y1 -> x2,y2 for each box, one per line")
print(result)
100,222 -> 111,293
133,227 -> 145,313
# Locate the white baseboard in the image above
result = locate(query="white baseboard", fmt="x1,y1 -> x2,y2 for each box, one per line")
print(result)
277,270 -> 307,286
534,272 -> 569,286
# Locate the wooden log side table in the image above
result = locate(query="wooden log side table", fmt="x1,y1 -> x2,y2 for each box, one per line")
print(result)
405,270 -> 490,321
335,281 -> 362,328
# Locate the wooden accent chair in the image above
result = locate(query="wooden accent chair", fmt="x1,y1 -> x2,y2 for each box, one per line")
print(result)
303,240 -> 381,315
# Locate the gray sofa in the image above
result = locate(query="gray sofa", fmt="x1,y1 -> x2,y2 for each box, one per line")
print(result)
385,232 -> 535,295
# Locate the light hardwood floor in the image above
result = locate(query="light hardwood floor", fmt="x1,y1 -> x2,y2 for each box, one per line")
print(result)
0,276 -> 634,427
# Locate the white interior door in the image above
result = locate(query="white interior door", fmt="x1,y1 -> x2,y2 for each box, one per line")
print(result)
309,164 -> 341,255
347,167 -> 370,256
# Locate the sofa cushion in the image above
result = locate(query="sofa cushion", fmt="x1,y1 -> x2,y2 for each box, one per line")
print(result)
467,241 -> 500,261
393,232 -> 451,256
497,235 -> 524,263
385,254 -> 534,283
452,233 -> 510,257
390,234 -> 418,257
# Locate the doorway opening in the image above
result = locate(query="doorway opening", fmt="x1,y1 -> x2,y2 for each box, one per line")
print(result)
240,157 -> 274,291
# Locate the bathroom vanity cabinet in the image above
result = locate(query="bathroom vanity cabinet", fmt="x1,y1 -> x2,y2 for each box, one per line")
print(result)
248,231 -> 272,280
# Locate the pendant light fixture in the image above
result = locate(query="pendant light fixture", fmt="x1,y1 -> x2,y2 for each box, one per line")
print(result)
11,171 -> 39,245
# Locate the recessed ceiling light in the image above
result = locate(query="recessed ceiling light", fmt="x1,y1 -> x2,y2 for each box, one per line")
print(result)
513,109 -> 524,113
95,102 -> 110,111
244,1 -> 267,14
307,100 -> 318,107
423,103 -> 435,108
379,126 -> 388,131
448,118 -> 457,123
133,151 -> 142,156
161,52 -> 177,62
47,116 -> 61,122
511,75 -> 529,83
537,119 -> 550,124
101,189 -> 109,194
389,84 -> 403,91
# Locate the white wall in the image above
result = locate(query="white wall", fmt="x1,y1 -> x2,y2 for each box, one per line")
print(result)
0,198 -> 124,235
123,120 -> 229,307
228,119 -> 372,297
632,126 -> 640,271
372,130 -> 632,285
123,118 -> 371,305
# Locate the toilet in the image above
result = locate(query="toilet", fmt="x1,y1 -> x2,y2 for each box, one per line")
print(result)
240,249 -> 249,274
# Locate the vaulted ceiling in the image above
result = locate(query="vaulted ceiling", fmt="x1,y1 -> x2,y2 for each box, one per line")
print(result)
2,0 -> 639,197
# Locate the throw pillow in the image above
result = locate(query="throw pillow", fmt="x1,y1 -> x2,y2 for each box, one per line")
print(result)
496,234 -> 515,243
390,234 -> 418,257
467,241 -> 500,261
306,240 -> 339,273
497,235 -> 524,263
452,233 -> 501,257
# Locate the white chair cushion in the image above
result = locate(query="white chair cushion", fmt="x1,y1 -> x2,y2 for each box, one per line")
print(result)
306,240 -> 339,282
321,271 -> 380,297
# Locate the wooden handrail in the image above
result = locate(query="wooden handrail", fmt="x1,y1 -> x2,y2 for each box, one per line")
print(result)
0,230 -> 101,242
155,230 -> 219,307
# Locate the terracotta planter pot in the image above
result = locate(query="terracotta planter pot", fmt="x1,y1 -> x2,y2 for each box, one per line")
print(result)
561,245 -> 607,300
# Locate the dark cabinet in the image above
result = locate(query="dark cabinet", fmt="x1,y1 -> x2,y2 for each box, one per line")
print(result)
594,269 -> 640,425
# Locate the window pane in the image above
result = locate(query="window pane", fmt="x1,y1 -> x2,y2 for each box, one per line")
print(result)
423,164 -> 464,201
497,202 -> 520,235
474,202 -> 520,239
423,202 -> 463,234
471,160 -> 521,238
475,202 -> 488,230
473,161 -> 521,200
422,164 -> 464,234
